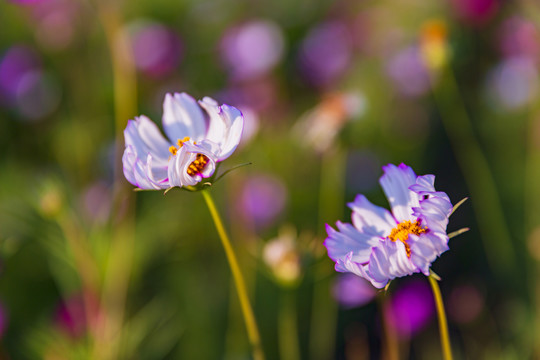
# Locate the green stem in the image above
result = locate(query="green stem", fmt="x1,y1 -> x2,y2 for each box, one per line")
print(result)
279,289 -> 301,360
201,190 -> 265,360
428,273 -> 453,360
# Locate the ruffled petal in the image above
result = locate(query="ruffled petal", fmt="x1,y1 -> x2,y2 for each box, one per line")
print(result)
410,174 -> 452,205
368,239 -> 417,283
198,98 -> 244,161
122,145 -> 138,187
348,194 -> 396,237
335,252 -> 388,288
379,163 -> 421,222
167,142 -> 218,188
412,196 -> 452,233
162,92 -> 207,142
124,116 -> 170,163
324,222 -> 380,264
409,233 -> 449,275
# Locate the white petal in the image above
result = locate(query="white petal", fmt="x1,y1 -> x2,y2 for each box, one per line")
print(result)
379,163 -> 421,221
348,194 -> 396,237
199,98 -> 244,161
162,92 -> 206,142
324,222 -> 379,264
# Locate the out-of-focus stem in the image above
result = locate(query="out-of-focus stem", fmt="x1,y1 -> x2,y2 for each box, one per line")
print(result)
309,146 -> 346,360
428,273 -> 453,360
430,67 -> 516,274
279,289 -> 301,360
93,2 -> 137,359
201,190 -> 265,360
378,292 -> 399,360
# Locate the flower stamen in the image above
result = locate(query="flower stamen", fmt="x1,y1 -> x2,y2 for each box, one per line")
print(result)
388,220 -> 427,257
169,136 -> 191,155
187,154 -> 209,176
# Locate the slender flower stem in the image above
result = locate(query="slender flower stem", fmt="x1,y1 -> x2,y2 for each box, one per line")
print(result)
378,293 -> 399,360
201,190 -> 265,360
428,273 -> 453,360
279,289 -> 301,360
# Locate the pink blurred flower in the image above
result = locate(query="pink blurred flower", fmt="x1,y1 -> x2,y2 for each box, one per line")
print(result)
386,279 -> 435,338
54,293 -> 99,338
332,273 -> 376,309
450,0 -> 498,25
298,21 -> 352,87
220,20 -> 285,80
238,174 -> 287,229
130,21 -> 183,78
485,56 -> 538,111
499,16 -> 540,61
386,46 -> 430,98
448,283 -> 484,324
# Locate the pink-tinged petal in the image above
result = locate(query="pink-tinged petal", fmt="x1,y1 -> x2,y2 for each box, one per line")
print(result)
167,147 -> 191,188
412,197 -> 452,233
409,233 -> 449,275
135,115 -> 171,160
379,163 -> 421,222
145,154 -> 169,189
124,116 -> 170,164
349,194 -> 396,237
162,92 -> 206,142
199,98 -> 244,161
410,174 -> 452,205
122,146 -> 138,187
133,158 -> 161,190
409,174 -> 435,194
217,104 -> 243,160
324,222 -> 379,264
369,240 -> 416,283
335,252 -> 388,288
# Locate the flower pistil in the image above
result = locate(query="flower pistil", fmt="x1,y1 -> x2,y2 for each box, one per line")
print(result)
187,154 -> 209,176
389,220 -> 427,257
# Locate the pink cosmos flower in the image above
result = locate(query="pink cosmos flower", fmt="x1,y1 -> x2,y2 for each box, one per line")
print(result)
325,164 -> 453,288
123,92 -> 243,190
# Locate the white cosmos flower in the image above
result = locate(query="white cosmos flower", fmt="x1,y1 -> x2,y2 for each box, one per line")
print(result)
122,92 -> 244,190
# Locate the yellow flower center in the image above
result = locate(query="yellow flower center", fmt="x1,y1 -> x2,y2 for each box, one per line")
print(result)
187,154 -> 209,176
169,136 -> 191,156
167,137 -> 208,176
388,220 -> 427,257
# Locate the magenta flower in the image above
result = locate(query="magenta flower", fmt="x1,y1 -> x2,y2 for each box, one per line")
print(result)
123,92 -> 243,190
324,164 -> 453,288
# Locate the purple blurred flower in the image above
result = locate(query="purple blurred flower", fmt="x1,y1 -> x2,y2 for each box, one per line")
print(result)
123,92 -> 243,190
450,0 -> 498,25
333,273 -> 376,309
220,20 -> 284,80
81,181 -> 112,224
298,21 -> 352,87
485,56 -> 538,111
0,45 -> 61,120
0,302 -> 8,338
387,279 -> 435,338
130,21 -> 183,78
448,283 -> 484,324
325,164 -> 454,288
238,174 -> 287,229
499,17 -> 540,61
55,293 -> 99,338
386,46 -> 430,97
0,46 -> 41,102
8,0 -> 46,4
28,0 -> 80,51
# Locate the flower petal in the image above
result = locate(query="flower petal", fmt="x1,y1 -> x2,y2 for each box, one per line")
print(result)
124,116 -> 170,162
379,163 -> 421,222
368,239 -> 417,283
348,194 -> 396,237
162,92 -> 206,142
122,145 -> 138,187
324,222 -> 380,264
409,233 -> 449,275
198,97 -> 244,161
335,252 -> 388,288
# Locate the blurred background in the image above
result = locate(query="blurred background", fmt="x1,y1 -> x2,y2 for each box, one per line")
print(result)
0,0 -> 539,359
